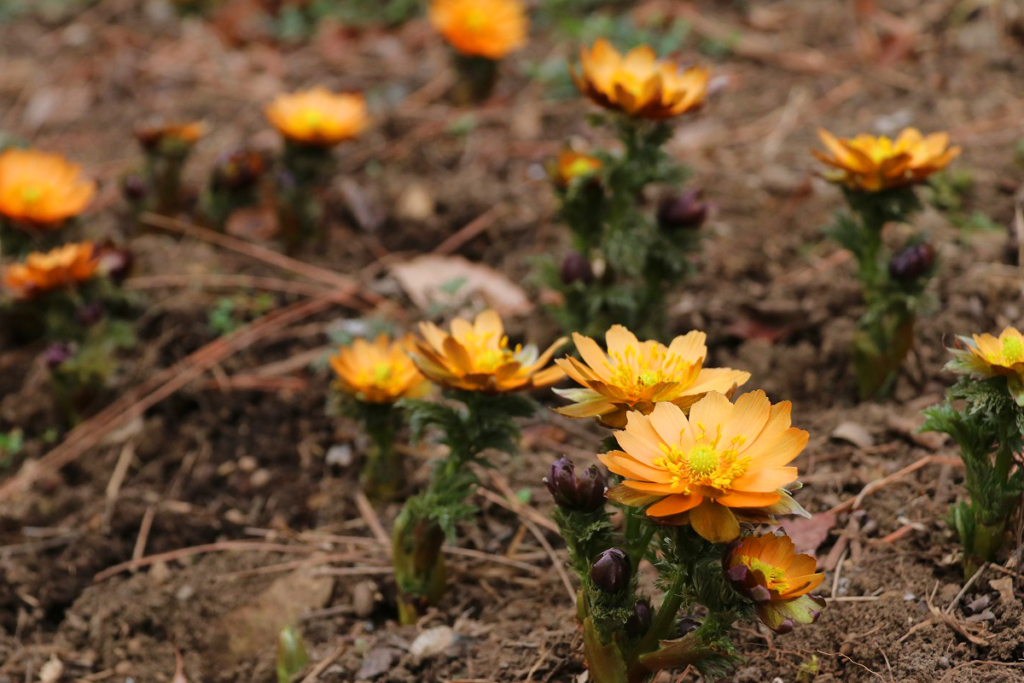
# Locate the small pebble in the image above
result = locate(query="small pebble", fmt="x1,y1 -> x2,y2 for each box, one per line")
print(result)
250,468 -> 272,489
238,456 -> 258,472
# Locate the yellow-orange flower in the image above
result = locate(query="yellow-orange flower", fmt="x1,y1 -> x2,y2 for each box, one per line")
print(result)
3,242 -> 99,299
265,88 -> 368,147
572,39 -> 709,120
0,149 -> 96,227
950,327 -> 1024,404
551,150 -> 602,188
410,310 -> 566,393
330,334 -> 429,404
813,127 -> 960,192
134,120 -> 207,152
554,326 -> 750,428
601,391 -> 809,543
429,0 -> 527,59
724,532 -> 826,633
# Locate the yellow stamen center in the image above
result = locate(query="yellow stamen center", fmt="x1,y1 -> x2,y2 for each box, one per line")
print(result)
458,331 -> 518,373
651,422 -> 749,494
606,344 -> 694,400
742,556 -> 789,592
465,9 -> 486,31
302,110 -> 324,129
20,186 -> 42,204
371,362 -> 394,385
1002,337 -> 1024,364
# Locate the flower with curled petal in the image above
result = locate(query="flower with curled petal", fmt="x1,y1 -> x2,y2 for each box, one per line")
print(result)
813,127 -> 959,192
949,327 -> 1024,405
724,532 -> 826,634
571,39 -> 709,120
265,88 -> 368,147
554,325 -> 750,428
600,391 -> 809,543
330,334 -> 429,404
410,310 -> 566,394
0,149 -> 96,227
429,0 -> 527,59
3,242 -> 99,299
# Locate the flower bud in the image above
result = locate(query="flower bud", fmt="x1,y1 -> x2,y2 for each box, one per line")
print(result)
211,148 -> 265,192
677,615 -> 701,637
590,548 -> 631,594
75,302 -> 105,327
43,343 -> 73,370
121,174 -> 148,202
560,252 -> 594,286
889,243 -> 935,282
544,456 -> 606,512
625,599 -> 651,637
657,189 -> 707,231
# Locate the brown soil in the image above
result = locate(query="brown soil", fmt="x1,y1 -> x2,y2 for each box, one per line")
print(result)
3,1 -> 1024,682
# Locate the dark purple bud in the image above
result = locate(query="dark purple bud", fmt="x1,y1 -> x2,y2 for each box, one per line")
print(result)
75,302 -> 105,327
889,243 -> 935,282
43,343 -> 73,370
625,599 -> 651,637
560,252 -> 594,286
677,615 -> 702,637
657,189 -> 707,231
590,548 -> 631,594
95,243 -> 134,284
212,149 -> 265,192
121,174 -> 148,202
544,457 -> 606,512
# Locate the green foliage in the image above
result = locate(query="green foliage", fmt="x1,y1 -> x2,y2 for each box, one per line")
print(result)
542,118 -> 697,340
207,293 -> 275,336
276,625 -> 308,683
924,170 -> 1000,233
0,429 -> 24,471
391,390 -> 536,619
923,372 -> 1024,576
0,0 -> 95,21
827,187 -> 933,400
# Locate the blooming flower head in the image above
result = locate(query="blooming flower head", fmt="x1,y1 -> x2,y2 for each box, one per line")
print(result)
724,532 -> 826,633
950,327 -> 1024,405
410,310 -> 566,394
551,150 -> 602,188
601,391 -> 809,543
330,334 -> 429,404
554,326 -> 750,428
572,39 -> 709,120
265,88 -> 368,147
134,120 -> 207,154
813,127 -> 960,192
0,149 -> 96,227
429,0 -> 527,59
3,242 -> 99,299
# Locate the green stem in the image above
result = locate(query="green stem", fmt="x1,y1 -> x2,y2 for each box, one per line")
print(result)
633,568 -> 686,660
361,408 -> 402,501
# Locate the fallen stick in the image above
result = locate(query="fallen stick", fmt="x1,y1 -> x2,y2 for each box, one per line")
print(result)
127,273 -> 363,307
827,455 -> 962,515
94,540 -> 323,581
0,298 -> 333,503
139,212 -> 384,307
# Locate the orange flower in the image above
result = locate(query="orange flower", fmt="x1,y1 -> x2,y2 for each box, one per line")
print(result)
3,242 -> 99,299
0,149 -> 96,227
572,39 -> 709,120
410,310 -> 566,393
724,532 -> 826,633
950,327 -> 1024,405
551,150 -> 602,188
265,88 -> 368,147
135,120 -> 207,152
330,334 -> 429,404
554,326 -> 750,428
601,391 -> 809,543
429,0 -> 527,59
813,127 -> 959,192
